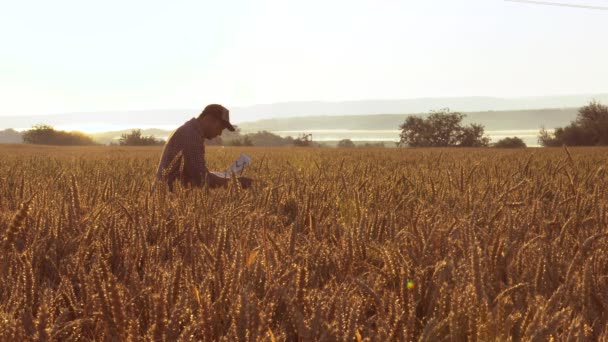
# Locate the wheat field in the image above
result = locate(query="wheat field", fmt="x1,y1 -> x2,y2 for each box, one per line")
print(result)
1,145 -> 607,341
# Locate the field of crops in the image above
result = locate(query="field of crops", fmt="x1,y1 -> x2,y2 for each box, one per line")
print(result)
1,145 -> 607,341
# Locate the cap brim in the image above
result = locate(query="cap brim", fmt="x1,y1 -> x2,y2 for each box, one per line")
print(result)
222,120 -> 235,132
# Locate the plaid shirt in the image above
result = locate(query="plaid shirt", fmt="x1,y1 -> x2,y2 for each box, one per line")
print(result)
156,118 -> 208,187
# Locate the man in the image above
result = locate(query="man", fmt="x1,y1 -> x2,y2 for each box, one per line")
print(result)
156,104 -> 253,189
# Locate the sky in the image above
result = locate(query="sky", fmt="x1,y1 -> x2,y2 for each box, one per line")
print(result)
0,0 -> 607,117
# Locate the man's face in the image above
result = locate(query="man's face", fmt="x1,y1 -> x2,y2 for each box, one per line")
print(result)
208,117 -> 225,139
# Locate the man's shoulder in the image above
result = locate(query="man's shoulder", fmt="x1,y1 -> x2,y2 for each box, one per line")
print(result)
167,119 -> 203,145
170,119 -> 197,137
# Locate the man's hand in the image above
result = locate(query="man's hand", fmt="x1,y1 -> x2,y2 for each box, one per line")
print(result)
238,176 -> 253,189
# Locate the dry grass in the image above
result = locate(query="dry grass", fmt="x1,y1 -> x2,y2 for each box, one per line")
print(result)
1,144 -> 607,341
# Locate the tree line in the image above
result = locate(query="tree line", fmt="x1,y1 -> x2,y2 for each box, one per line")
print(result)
19,126 -> 164,146
9,100 -> 608,147
22,125 -> 98,145
397,101 -> 608,148
15,126 -> 315,147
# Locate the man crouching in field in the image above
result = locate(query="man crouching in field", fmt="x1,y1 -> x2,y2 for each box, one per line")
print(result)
156,104 -> 253,190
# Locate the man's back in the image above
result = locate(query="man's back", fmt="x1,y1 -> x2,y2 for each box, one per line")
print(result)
156,118 -> 207,188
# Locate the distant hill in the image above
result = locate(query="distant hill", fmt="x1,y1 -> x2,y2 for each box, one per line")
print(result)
228,94 -> 606,122
237,108 -> 579,132
0,93 -> 604,130
0,129 -> 22,143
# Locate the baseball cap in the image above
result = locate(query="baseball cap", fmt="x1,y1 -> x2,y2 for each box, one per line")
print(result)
202,104 -> 236,132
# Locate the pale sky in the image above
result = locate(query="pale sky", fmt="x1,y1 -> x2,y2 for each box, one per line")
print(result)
1,0 -> 607,117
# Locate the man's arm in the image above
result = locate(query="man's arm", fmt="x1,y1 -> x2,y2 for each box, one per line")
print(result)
204,172 -> 230,188
208,174 -> 253,188
181,136 -> 252,189
181,138 -> 233,188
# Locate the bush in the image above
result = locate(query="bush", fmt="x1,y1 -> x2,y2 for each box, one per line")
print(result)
362,142 -> 385,148
223,131 -> 293,147
494,137 -> 527,148
119,129 -> 164,146
293,133 -> 313,147
337,139 -> 355,148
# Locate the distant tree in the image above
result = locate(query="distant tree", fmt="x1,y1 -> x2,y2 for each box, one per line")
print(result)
539,101 -> 608,146
293,133 -> 313,147
23,125 -> 54,145
119,129 -> 164,146
398,109 -> 489,147
494,136 -> 527,148
576,101 -> 608,144
22,124 -> 96,145
538,127 -> 560,147
458,123 -> 490,147
337,139 -> 356,148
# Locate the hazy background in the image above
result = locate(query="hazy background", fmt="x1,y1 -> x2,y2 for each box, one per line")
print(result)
1,0 -> 607,144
